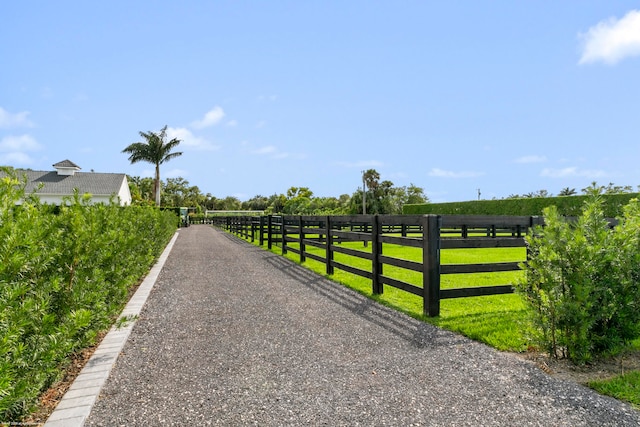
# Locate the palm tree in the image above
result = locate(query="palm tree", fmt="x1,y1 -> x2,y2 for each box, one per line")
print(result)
122,125 -> 183,206
558,187 -> 577,197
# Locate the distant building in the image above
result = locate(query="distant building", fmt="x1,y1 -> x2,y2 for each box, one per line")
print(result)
12,160 -> 132,206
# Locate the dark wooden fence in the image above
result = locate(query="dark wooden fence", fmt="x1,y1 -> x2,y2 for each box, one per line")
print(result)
211,214 -> 543,316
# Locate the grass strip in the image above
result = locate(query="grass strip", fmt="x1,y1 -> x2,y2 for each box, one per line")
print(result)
589,371 -> 640,409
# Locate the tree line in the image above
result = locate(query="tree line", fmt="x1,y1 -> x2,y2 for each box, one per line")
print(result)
127,169 -> 429,215
122,125 -> 638,215
507,182 -> 638,199
122,127 -> 428,215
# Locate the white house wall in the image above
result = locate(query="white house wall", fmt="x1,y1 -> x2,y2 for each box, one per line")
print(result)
117,177 -> 132,206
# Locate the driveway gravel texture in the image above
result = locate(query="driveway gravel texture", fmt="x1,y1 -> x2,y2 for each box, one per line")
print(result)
85,225 -> 640,426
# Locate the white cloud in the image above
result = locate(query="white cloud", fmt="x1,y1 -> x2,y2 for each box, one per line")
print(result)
0,107 -> 34,128
0,134 -> 42,152
226,120 -> 238,127
0,134 -> 42,166
0,152 -> 36,165
190,106 -> 225,129
579,10 -> 640,65
514,155 -> 547,164
335,160 -> 384,168
249,145 -> 305,160
256,120 -> 267,128
540,167 -> 606,178
428,168 -> 484,178
166,127 -> 220,151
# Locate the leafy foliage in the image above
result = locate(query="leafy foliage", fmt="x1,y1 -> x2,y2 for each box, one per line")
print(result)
516,196 -> 640,364
122,125 -> 183,206
131,167 -> 427,216
0,168 -> 176,420
404,192 -> 640,217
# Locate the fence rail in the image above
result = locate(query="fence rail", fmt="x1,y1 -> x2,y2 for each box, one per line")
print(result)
212,214 -> 543,316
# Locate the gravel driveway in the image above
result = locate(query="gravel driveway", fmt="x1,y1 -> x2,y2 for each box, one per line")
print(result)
85,225 -> 640,426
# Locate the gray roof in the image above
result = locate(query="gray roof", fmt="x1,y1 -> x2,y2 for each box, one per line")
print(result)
17,170 -> 127,196
53,159 -> 81,169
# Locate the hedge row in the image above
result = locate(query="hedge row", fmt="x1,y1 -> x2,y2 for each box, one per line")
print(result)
403,193 -> 640,217
0,170 -> 177,421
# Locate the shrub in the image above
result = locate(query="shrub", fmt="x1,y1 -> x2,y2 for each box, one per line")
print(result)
404,193 -> 640,217
516,196 -> 640,364
0,168 -> 176,420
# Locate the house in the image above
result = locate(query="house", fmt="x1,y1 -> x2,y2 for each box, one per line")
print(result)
13,160 -> 132,206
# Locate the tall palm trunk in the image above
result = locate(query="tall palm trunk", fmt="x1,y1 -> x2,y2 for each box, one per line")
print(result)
155,164 -> 161,206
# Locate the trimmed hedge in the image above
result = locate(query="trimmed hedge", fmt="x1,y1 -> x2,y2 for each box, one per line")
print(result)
0,169 -> 177,421
404,193 -> 640,217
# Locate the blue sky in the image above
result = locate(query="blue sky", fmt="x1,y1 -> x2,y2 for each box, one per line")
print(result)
2,2 -> 640,203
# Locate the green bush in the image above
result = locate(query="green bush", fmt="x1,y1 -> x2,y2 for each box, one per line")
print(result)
516,196 -> 640,364
404,193 -> 640,217
0,168 -> 176,420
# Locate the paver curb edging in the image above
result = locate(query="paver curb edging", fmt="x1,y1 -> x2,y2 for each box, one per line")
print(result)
43,231 -> 180,427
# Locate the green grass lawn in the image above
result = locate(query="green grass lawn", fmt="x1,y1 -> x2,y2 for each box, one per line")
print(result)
589,371 -> 640,409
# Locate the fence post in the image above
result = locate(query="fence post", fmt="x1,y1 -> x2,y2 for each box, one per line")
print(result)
529,215 -> 544,229
326,216 -> 334,275
267,215 -> 273,250
526,215 -> 544,260
241,216 -> 246,239
422,214 -> 441,317
299,216 -> 305,263
371,215 -> 383,294
259,216 -> 265,245
281,216 -> 287,255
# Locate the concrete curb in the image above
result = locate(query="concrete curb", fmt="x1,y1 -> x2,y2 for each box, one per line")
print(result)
43,231 -> 179,427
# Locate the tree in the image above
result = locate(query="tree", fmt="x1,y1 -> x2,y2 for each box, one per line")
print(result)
242,195 -> 270,211
161,177 -> 205,209
122,125 -> 183,206
128,176 -> 155,205
581,181 -> 634,196
218,196 -> 241,211
558,187 -> 577,197
386,183 -> 429,214
362,169 -> 380,191
347,175 -> 427,215
406,183 -> 428,205
524,189 -> 552,198
286,187 -> 313,199
284,187 -> 313,214
266,193 -> 286,214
